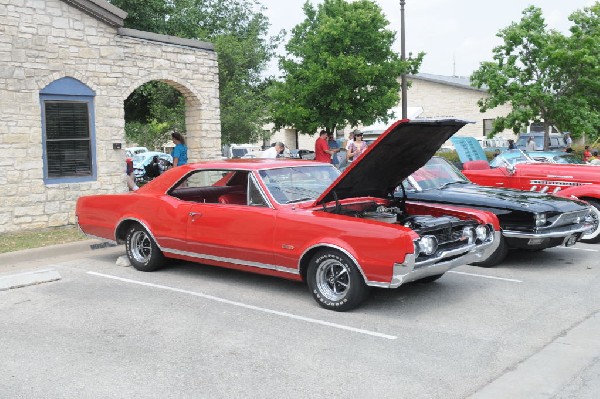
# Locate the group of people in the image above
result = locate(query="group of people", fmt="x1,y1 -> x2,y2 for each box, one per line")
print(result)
315,129 -> 368,169
262,129 -> 370,171
126,131 -> 189,191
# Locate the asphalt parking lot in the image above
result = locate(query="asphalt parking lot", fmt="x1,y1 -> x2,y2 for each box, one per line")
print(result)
1,241 -> 599,399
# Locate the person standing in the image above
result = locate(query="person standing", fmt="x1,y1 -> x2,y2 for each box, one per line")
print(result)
584,146 -> 592,162
345,130 -> 356,152
346,131 -> 367,163
507,139 -> 516,150
564,133 -> 573,148
315,130 -> 339,163
526,136 -> 536,151
327,132 -> 340,167
262,142 -> 285,158
171,131 -> 188,167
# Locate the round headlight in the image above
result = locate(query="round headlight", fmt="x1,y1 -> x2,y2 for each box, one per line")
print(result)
535,213 -> 547,227
418,235 -> 438,256
462,226 -> 475,244
475,225 -> 489,242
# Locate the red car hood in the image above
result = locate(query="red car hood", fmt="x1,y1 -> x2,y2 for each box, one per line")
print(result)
315,119 -> 469,205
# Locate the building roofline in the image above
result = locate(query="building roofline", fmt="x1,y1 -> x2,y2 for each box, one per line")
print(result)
60,0 -> 127,27
118,28 -> 215,52
409,73 -> 487,93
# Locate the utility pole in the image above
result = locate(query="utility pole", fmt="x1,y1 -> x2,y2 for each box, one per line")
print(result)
400,0 -> 407,119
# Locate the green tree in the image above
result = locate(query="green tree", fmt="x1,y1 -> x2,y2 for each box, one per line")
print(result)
109,0 -> 279,145
471,5 -> 600,148
269,0 -> 423,134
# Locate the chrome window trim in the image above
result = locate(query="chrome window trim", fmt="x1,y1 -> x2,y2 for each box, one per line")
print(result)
249,172 -> 273,208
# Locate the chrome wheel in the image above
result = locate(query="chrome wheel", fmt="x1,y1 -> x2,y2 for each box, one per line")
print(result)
315,258 -> 351,302
582,201 -> 600,243
130,230 -> 153,263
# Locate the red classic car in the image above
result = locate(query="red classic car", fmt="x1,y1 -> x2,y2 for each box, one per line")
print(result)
76,119 -> 499,311
459,149 -> 600,243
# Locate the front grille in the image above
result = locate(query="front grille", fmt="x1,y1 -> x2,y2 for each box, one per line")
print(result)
549,210 -> 589,228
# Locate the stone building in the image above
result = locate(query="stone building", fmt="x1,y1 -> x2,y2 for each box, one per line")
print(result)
0,0 -> 221,234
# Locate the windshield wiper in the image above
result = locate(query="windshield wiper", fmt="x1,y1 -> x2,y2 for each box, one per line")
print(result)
439,180 -> 470,189
286,197 -> 314,204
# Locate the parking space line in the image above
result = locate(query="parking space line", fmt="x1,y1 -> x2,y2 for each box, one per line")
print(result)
87,271 -> 397,340
563,246 -> 599,252
448,270 -> 523,283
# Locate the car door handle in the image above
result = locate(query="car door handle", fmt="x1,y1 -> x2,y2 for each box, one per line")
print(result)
189,212 -> 202,217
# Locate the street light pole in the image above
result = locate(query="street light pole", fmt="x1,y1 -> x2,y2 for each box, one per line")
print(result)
400,0 -> 407,119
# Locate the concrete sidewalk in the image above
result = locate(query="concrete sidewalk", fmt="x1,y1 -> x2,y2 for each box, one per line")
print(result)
470,311 -> 600,398
0,239 -> 120,271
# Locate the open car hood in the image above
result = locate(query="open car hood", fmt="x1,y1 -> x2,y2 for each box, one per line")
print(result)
315,119 -> 469,205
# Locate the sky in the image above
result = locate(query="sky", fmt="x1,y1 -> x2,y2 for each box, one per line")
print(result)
260,0 -> 596,78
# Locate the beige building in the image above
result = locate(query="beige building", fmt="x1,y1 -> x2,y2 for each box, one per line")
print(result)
407,73 -> 513,138
0,0 -> 221,234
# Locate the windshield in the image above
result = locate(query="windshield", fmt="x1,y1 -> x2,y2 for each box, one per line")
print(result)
490,149 -> 534,168
259,165 -> 340,204
536,153 -> 584,164
231,148 -> 249,158
408,157 -> 468,190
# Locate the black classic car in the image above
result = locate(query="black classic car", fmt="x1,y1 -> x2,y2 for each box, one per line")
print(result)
400,157 -> 592,266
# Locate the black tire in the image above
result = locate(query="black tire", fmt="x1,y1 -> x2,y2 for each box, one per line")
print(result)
470,235 -> 508,267
417,273 -> 445,283
126,224 -> 165,272
307,249 -> 369,311
581,199 -> 600,244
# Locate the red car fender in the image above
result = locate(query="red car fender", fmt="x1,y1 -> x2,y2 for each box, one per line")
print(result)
554,184 -> 600,202
273,209 -> 418,285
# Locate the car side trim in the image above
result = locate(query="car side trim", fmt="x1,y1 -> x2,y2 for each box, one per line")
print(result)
161,247 -> 300,275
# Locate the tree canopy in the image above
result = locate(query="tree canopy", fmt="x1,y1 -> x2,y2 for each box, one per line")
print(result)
109,0 -> 279,145
269,0 -> 423,134
471,5 -> 600,147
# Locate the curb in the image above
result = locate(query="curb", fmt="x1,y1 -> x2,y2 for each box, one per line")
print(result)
0,268 -> 62,291
0,239 -> 116,266
470,312 -> 600,398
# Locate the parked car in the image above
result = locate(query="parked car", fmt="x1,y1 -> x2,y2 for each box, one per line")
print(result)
132,151 -> 173,183
289,149 -> 316,160
516,132 -> 566,151
456,145 -> 600,243
402,157 -> 591,266
76,119 -> 499,311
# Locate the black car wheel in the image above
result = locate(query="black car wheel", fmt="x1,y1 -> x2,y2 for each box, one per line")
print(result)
126,224 -> 165,272
581,199 -> 600,244
307,249 -> 369,311
470,235 -> 508,267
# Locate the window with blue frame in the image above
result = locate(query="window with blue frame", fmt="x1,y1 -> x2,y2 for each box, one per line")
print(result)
40,77 -> 97,183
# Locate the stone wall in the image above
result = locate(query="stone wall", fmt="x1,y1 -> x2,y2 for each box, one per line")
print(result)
0,0 -> 221,234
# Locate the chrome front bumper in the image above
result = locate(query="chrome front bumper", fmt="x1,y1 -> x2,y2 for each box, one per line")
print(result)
368,231 -> 501,288
503,223 -> 591,239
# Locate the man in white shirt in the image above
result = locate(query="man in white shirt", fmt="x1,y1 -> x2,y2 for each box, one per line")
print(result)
262,142 -> 285,158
